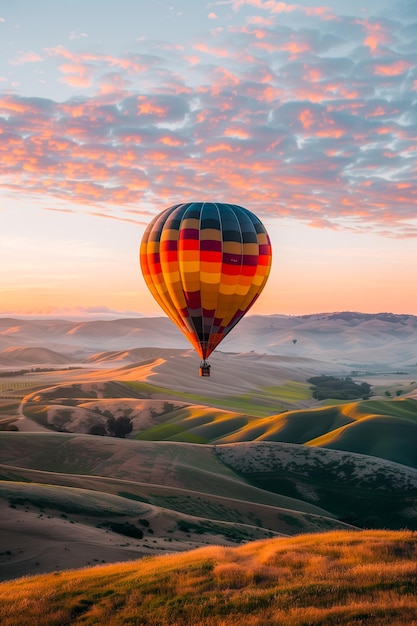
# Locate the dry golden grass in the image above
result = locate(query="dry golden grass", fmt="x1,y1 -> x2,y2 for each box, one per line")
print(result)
1,530 -> 417,625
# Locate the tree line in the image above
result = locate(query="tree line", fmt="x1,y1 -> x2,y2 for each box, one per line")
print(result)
307,376 -> 372,400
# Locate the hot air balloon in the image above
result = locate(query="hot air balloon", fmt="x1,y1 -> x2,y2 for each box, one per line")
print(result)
140,202 -> 272,376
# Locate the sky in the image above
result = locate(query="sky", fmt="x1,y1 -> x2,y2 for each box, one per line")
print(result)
1,0 -> 416,318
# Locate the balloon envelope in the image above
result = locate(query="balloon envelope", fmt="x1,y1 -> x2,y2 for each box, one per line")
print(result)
140,202 -> 272,360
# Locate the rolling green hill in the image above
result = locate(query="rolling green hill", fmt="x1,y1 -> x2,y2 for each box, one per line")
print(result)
128,394 -> 417,469
20,379 -> 417,470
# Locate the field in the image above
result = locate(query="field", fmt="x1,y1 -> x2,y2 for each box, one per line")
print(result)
1,313 -> 417,623
1,530 -> 417,625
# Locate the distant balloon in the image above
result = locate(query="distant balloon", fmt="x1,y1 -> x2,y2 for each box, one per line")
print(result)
140,202 -> 272,374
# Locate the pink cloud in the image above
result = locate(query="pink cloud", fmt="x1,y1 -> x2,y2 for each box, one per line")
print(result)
231,0 -> 334,20
86,211 -> 142,225
184,55 -> 200,66
271,2 -> 299,13
279,39 -> 311,59
299,109 -> 314,129
10,51 -> 43,65
206,143 -> 234,153
246,16 -> 274,25
356,19 -> 390,53
59,63 -> 95,88
136,97 -> 169,117
193,42 -> 232,58
46,46 -> 163,87
232,0 -> 298,12
304,6 -> 336,20
97,72 -> 130,95
374,60 -> 412,76
223,126 -> 250,139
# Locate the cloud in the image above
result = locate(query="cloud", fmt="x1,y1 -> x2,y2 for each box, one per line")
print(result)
86,211 -> 147,225
0,6 -> 416,237
232,1 -> 298,13
41,207 -> 78,215
59,62 -> 96,88
69,31 -> 88,40
356,18 -> 391,53
374,60 -> 412,76
231,0 -> 335,20
0,306 -> 144,319
10,51 -> 43,65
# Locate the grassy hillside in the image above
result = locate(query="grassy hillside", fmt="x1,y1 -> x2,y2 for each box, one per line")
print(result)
217,442 -> 417,529
0,432 -> 358,580
1,530 -> 416,626
0,433 -> 346,523
1,429 -> 416,544
0,480 -> 282,581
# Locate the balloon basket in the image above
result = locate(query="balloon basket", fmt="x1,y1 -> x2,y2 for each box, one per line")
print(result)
199,361 -> 211,377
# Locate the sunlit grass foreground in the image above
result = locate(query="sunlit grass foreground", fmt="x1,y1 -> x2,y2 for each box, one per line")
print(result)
1,530 -> 417,625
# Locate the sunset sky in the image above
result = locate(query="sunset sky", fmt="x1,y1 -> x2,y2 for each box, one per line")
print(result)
1,0 -> 416,318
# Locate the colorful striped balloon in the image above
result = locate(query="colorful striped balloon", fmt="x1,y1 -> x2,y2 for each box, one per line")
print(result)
140,202 -> 272,363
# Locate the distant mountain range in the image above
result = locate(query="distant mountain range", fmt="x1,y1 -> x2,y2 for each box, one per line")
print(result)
0,312 -> 416,368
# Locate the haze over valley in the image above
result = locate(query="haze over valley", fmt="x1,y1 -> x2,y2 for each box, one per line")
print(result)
1,311 -> 417,368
